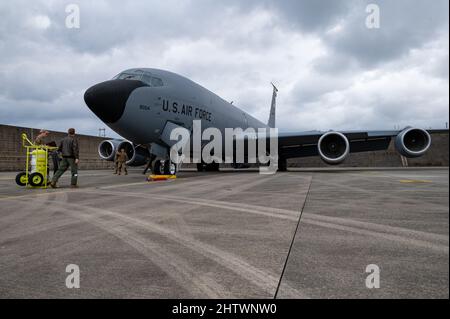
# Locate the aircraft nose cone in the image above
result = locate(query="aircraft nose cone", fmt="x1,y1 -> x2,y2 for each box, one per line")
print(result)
84,80 -> 149,124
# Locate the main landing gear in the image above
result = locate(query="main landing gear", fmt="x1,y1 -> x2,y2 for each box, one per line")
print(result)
278,158 -> 287,172
196,162 -> 220,172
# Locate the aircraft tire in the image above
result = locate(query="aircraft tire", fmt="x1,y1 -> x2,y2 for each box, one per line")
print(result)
153,160 -> 163,175
164,160 -> 177,175
205,162 -> 220,172
278,158 -> 287,172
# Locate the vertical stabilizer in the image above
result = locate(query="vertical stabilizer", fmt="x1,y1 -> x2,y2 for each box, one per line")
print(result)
268,83 -> 278,128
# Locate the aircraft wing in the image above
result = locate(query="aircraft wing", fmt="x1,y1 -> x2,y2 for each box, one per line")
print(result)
276,128 -> 447,160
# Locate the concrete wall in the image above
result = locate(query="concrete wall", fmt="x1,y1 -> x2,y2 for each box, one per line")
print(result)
0,124 -> 448,172
0,124 -> 113,172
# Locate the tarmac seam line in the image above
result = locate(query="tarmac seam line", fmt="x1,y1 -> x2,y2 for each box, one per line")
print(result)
274,174 -> 313,299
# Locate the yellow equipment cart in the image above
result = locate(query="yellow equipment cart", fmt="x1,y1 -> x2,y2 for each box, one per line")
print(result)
15,133 -> 58,189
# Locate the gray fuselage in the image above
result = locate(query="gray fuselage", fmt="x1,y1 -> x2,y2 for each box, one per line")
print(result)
102,68 -> 267,145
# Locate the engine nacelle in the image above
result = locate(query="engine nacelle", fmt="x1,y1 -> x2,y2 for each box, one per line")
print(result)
395,127 -> 431,158
318,131 -> 350,165
98,139 -> 122,161
117,141 -> 149,166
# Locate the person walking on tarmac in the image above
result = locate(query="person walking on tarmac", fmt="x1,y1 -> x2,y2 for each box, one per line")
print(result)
142,156 -> 153,175
114,155 -> 119,174
50,128 -> 79,188
115,149 -> 128,175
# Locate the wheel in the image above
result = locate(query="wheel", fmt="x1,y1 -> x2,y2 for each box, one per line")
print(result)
153,160 -> 163,175
205,162 -> 219,171
163,160 -> 177,175
15,172 -> 28,186
197,163 -> 205,172
29,172 -> 44,187
278,158 -> 287,172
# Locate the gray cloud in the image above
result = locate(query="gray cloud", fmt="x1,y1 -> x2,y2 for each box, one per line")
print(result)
322,0 -> 449,67
268,0 -> 352,32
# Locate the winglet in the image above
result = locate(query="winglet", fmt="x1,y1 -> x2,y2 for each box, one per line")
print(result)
268,82 -> 278,128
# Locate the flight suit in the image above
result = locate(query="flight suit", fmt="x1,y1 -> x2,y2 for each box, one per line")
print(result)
51,135 -> 79,186
115,151 -> 129,175
114,157 -> 119,174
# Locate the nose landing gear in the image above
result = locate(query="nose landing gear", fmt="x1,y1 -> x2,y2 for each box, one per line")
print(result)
153,159 -> 177,175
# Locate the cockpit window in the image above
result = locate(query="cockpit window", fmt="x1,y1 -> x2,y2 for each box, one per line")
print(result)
114,71 -> 164,87
117,73 -> 142,81
151,77 -> 164,87
141,74 -> 164,87
141,74 -> 151,84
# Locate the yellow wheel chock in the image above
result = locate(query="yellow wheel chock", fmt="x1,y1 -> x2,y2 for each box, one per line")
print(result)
147,174 -> 177,182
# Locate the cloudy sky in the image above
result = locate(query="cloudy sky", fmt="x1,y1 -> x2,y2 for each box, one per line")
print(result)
0,0 -> 448,137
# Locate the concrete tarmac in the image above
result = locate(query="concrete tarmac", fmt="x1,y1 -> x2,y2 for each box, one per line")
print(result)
0,168 -> 448,298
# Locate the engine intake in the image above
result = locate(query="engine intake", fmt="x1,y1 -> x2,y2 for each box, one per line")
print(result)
318,131 -> 350,165
395,128 -> 431,158
98,140 -> 121,161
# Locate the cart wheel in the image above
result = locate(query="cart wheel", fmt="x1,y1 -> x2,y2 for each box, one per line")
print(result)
15,172 -> 28,186
29,172 -> 44,187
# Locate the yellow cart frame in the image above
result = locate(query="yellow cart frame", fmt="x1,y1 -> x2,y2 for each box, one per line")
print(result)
20,133 -> 58,189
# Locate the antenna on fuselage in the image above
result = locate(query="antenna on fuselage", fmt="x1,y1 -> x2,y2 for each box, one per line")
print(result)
268,82 -> 278,128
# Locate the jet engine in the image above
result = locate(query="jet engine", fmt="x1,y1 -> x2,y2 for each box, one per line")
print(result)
98,139 -> 122,161
117,140 -> 149,166
98,139 -> 150,166
395,127 -> 431,158
318,131 -> 350,165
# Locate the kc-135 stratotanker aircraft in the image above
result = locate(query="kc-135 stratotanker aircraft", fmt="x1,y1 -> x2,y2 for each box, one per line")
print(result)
84,68 -> 437,175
